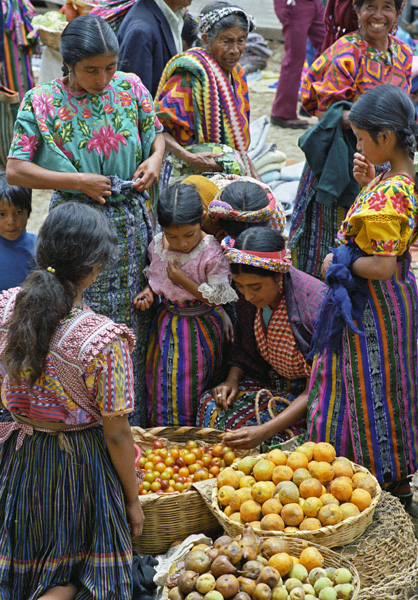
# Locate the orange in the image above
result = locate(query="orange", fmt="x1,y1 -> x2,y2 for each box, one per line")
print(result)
291,557 -> 300,565
313,442 -> 337,463
295,445 -> 314,462
249,521 -> 262,530
262,498 -> 283,516
356,474 -> 377,498
266,448 -> 287,466
284,526 -> 299,533
303,497 -> 323,518
286,452 -> 309,471
299,547 -> 325,572
351,472 -> 369,488
307,460 -> 318,475
217,469 -> 240,490
340,502 -> 360,520
332,461 -> 354,479
260,513 -> 285,531
251,481 -> 275,504
318,503 -> 343,526
329,477 -> 353,503
218,485 -> 235,506
310,461 -> 335,485
278,482 -> 300,505
293,468 -> 311,487
224,505 -> 234,517
268,552 -> 294,577
299,517 -> 322,531
240,499 -> 263,522
229,512 -> 243,523
350,488 -> 372,511
301,441 -> 317,452
229,487 -> 253,512
299,477 -> 323,499
320,493 -> 339,506
272,465 -> 294,485
253,459 -> 276,481
281,503 -> 304,527
240,475 -> 256,488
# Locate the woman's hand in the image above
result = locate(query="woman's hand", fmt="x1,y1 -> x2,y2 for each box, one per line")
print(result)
220,307 -> 234,343
321,252 -> 334,279
78,173 -> 112,204
132,153 -> 162,191
166,260 -> 186,285
185,151 -> 223,173
213,380 -> 239,411
353,152 -> 374,187
125,497 -> 145,538
222,423 -> 268,450
133,284 -> 154,311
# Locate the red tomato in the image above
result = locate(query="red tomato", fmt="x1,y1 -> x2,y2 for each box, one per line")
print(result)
153,440 -> 164,450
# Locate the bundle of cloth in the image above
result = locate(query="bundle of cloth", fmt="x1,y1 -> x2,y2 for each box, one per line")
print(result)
239,32 -> 273,73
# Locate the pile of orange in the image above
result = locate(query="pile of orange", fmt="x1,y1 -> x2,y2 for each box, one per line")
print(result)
216,441 -> 378,532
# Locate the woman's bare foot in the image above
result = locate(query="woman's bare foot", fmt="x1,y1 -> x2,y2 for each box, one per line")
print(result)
38,583 -> 78,600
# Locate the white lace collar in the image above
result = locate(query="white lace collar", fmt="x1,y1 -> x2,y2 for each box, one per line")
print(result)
153,232 -> 216,265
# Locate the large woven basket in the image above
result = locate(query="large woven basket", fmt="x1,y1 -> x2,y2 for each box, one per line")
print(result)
335,491 -> 418,600
131,426 -> 256,555
211,453 -> 381,548
37,27 -> 65,50
163,536 -> 361,600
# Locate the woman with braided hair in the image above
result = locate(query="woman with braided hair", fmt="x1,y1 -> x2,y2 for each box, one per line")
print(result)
197,227 -> 327,449
308,84 -> 418,513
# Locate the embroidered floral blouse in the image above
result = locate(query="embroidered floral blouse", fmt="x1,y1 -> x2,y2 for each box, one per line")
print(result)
147,232 -> 238,304
8,71 -> 163,184
337,173 -> 418,256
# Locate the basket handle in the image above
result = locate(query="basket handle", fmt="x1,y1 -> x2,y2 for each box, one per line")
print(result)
145,426 -> 225,439
254,389 -> 289,425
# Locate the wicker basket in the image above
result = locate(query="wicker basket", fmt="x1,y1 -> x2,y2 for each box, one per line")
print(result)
211,453 -> 381,548
335,491 -> 418,599
131,426 -> 256,556
37,26 -> 66,50
163,536 -> 362,600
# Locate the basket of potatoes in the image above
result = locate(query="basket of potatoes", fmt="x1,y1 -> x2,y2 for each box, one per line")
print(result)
164,527 -> 360,600
211,442 -> 381,548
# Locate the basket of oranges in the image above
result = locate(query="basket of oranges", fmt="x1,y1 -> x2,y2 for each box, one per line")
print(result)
131,426 -> 257,555
210,441 -> 381,549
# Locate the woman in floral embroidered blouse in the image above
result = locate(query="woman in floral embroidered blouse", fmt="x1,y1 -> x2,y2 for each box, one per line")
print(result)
307,85 -> 418,512
6,15 -> 165,425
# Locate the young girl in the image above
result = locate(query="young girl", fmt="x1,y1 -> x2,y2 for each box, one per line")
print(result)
135,183 -> 238,426
0,203 -> 142,598
307,84 -> 418,513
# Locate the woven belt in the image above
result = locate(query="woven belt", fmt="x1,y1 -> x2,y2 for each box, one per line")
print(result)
164,303 -> 214,317
11,412 -> 98,432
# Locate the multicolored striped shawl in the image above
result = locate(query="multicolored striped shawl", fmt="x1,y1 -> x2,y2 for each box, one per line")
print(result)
155,47 -> 252,175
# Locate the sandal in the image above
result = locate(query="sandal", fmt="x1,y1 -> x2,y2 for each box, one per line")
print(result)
387,480 -> 418,518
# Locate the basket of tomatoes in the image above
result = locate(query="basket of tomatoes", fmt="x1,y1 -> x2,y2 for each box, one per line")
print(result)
131,426 -> 256,555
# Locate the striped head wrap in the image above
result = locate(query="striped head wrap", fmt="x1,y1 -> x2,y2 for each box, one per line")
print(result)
208,183 -> 286,233
222,236 -> 292,273
199,7 -> 256,34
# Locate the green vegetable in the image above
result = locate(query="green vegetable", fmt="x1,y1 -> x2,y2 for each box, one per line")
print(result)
32,11 -> 67,31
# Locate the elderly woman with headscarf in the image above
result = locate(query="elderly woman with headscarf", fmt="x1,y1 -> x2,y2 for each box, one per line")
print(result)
155,1 -> 261,186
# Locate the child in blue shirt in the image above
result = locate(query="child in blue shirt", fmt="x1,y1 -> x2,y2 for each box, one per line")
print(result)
0,173 -> 36,291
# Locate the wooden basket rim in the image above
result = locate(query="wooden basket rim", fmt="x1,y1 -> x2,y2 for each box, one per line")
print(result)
211,453 -> 381,541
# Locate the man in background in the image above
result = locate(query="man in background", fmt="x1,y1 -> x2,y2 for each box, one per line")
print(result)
117,0 -> 193,97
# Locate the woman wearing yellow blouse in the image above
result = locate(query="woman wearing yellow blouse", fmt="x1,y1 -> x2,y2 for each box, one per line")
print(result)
306,84 -> 418,514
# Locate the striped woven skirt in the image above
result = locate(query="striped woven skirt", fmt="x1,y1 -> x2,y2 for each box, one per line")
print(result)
288,164 -> 347,278
196,374 -> 307,448
0,415 -> 132,599
50,192 -> 153,426
306,257 -> 418,486
146,298 -> 224,426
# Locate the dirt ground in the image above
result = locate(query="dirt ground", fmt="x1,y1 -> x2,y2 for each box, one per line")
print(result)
27,39 -> 316,234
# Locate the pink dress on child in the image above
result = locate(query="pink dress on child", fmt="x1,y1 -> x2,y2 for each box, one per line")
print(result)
145,232 -> 237,426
